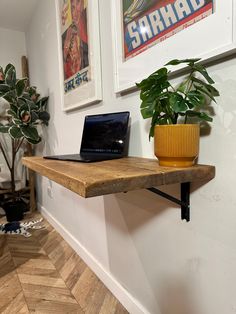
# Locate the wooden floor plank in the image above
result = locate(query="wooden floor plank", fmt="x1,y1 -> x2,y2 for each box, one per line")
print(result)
84,279 -> 109,314
61,252 -> 87,290
1,292 -> 29,314
26,298 -> 83,314
48,236 -> 75,271
0,214 -> 128,314
72,267 -> 100,310
18,273 -> 68,288
99,293 -> 119,314
0,237 -> 30,314
22,284 -> 78,304
0,272 -> 24,313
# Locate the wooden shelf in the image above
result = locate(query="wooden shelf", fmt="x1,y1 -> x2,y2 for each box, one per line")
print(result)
22,156 -> 215,198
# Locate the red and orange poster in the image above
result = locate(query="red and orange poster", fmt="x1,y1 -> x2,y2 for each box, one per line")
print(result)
123,0 -> 214,60
60,0 -> 89,94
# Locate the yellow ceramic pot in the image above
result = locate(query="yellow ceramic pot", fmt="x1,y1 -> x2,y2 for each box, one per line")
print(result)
154,124 -> 200,167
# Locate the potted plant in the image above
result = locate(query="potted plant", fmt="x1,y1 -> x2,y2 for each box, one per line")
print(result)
0,63 -> 50,221
136,58 -> 220,167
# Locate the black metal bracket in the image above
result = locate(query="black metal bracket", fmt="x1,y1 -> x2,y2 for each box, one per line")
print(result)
147,182 -> 190,222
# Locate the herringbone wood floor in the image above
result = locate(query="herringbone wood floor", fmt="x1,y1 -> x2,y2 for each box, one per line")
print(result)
0,213 -> 129,314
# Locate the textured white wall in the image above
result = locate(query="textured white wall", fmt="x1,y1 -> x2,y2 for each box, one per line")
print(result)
26,1 -> 236,313
0,27 -> 26,74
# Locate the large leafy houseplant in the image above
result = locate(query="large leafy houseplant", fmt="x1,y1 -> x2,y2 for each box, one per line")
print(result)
136,58 -> 220,139
136,58 -> 220,167
0,63 -> 50,219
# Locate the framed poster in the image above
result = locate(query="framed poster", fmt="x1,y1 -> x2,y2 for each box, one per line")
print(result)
56,0 -> 102,111
112,0 -> 236,93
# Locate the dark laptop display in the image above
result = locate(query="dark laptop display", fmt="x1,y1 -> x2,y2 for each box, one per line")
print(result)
44,111 -> 130,162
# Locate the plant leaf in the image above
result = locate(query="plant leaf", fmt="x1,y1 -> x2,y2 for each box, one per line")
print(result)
177,80 -> 188,93
0,66 -> 4,81
191,77 -> 219,96
136,68 -> 168,91
194,85 -> 215,102
36,96 -> 49,110
2,90 -> 16,103
0,84 -> 10,94
149,110 -> 161,139
16,78 -> 27,97
26,136 -> 41,144
192,64 -> 214,84
12,118 -> 23,125
169,93 -> 188,112
4,64 -> 13,75
0,124 -> 9,133
38,111 -> 50,124
165,58 -> 201,66
141,101 -> 156,119
22,92 -> 32,100
198,112 -> 213,122
148,67 -> 168,79
27,86 -> 37,96
185,110 -> 213,122
31,111 -> 39,123
17,97 -> 27,107
9,126 -> 23,138
187,91 -> 205,107
7,109 -> 18,118
21,126 -> 39,141
10,104 -> 18,113
5,65 -> 16,87
26,99 -> 38,110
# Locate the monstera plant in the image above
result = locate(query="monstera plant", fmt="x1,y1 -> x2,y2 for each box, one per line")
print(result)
136,58 -> 220,167
0,63 -> 50,221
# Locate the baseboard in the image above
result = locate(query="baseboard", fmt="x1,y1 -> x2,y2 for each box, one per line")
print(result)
38,203 -> 150,314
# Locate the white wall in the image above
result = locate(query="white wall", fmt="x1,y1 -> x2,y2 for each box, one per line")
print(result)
0,27 -> 26,75
26,1 -> 236,314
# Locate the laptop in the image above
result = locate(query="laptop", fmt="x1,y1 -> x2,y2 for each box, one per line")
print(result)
44,111 -> 130,162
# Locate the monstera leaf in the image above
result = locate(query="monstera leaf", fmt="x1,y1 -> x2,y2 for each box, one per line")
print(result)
136,58 -> 220,139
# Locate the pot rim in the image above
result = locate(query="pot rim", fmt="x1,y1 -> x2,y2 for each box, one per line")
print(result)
154,124 -> 200,128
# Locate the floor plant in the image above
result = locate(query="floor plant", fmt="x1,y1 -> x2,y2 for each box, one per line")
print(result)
0,63 -> 50,220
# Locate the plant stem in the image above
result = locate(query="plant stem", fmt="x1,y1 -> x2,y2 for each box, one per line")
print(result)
169,83 -> 176,92
0,140 -> 11,171
184,71 -> 194,94
183,71 -> 194,124
16,138 -> 24,153
10,138 -> 17,201
184,114 -> 188,124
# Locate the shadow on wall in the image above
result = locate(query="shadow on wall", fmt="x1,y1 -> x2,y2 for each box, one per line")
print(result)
105,188 -> 179,231
103,184 -> 209,314
103,188 -> 182,314
103,179 -> 212,239
35,175 -> 43,205
104,183 -> 188,235
36,91 -> 58,157
103,191 -> 165,313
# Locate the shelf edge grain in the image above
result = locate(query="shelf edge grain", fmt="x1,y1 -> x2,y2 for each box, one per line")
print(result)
22,156 -> 87,197
22,156 -> 215,198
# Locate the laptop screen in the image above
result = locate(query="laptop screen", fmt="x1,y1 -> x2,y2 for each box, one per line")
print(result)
80,112 -> 130,155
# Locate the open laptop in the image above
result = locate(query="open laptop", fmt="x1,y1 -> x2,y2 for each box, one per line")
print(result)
44,111 -> 130,162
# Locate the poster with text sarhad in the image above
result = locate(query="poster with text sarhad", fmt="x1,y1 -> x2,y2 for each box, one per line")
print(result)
123,0 -> 214,60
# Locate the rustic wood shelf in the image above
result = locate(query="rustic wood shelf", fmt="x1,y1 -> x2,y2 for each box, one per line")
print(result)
22,156 -> 214,194
22,156 -> 215,221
